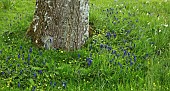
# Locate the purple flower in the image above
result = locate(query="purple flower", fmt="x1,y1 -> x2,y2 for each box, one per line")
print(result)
18,82 -> 20,88
113,33 -> 116,38
20,46 -> 22,50
38,70 -> 42,74
134,55 -> 137,62
130,61 -> 133,66
29,47 -> 32,53
112,50 -> 116,54
50,81 -> 53,86
106,32 -> 112,39
124,50 -> 127,56
28,54 -> 30,61
0,50 -> 2,54
1,72 -> 5,75
18,53 -> 20,58
100,44 -> 104,49
78,54 -> 80,59
107,46 -> 112,51
33,73 -> 36,78
86,58 -> 92,66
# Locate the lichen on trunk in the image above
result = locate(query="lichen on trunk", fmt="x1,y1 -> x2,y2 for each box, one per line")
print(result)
27,0 -> 89,51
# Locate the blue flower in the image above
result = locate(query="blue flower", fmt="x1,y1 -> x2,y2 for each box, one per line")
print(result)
112,50 -> 116,54
0,50 -> 2,54
38,70 -> 42,74
1,72 -> 5,75
113,33 -> 116,38
18,82 -> 20,88
33,73 -> 37,78
123,50 -> 127,56
20,46 -> 22,50
29,47 -> 32,53
28,54 -> 30,61
18,53 -> 20,58
78,54 -> 80,59
100,44 -> 104,49
86,58 -> 92,66
106,32 -> 111,39
134,55 -> 137,62
107,46 -> 112,51
50,81 -> 53,86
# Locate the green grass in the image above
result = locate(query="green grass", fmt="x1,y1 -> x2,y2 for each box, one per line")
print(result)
0,0 -> 170,91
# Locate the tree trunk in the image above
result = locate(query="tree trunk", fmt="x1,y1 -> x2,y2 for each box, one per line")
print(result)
27,0 -> 89,51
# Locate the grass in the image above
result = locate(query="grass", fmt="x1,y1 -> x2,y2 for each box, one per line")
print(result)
0,0 -> 170,91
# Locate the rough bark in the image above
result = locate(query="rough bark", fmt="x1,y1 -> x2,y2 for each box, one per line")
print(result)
27,0 -> 89,51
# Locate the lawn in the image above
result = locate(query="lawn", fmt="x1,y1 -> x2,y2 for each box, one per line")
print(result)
0,0 -> 170,91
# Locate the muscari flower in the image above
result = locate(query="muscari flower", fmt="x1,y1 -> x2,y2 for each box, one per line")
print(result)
0,50 -> 2,54
33,73 -> 37,78
100,44 -> 104,49
18,53 -> 20,58
86,58 -> 92,66
29,47 -> 32,53
28,54 -> 30,61
20,46 -> 22,50
18,82 -> 21,88
106,32 -> 112,39
78,54 -> 81,59
38,70 -> 42,74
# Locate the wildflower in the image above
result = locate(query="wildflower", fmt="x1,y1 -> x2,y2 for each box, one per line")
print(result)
124,50 -> 127,56
28,54 -> 30,61
78,54 -> 80,59
18,82 -> 20,88
134,55 -> 137,62
128,52 -> 131,56
18,53 -> 20,58
86,58 -> 92,66
1,72 -> 5,75
33,73 -> 37,78
62,82 -> 66,88
50,81 -> 53,86
107,46 -> 112,51
112,50 -> 116,54
113,33 -> 116,38
106,32 -> 112,39
0,50 -> 2,54
29,47 -> 32,53
20,46 -> 22,50
38,70 -> 42,74
100,44 -> 104,49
